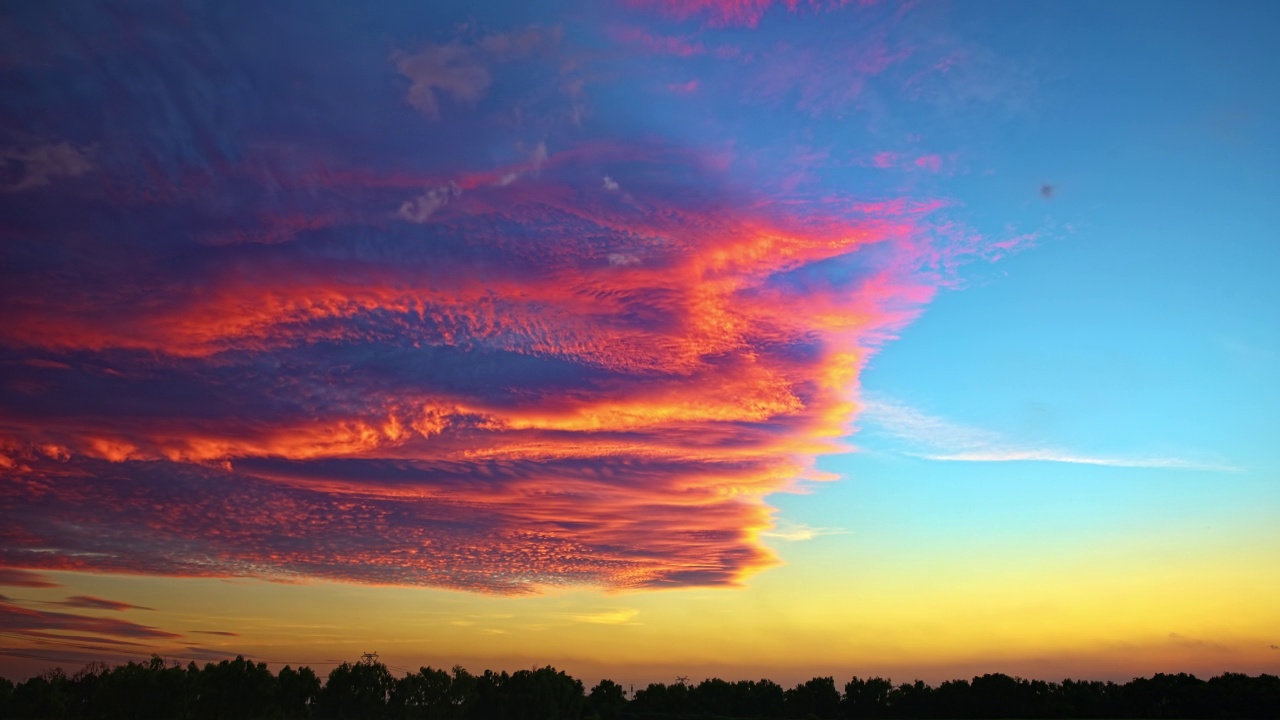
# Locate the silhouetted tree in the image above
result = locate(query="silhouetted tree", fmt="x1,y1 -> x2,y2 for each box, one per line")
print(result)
886,679 -> 932,718
750,678 -> 788,718
503,666 -> 584,719
320,659 -> 395,719
195,655 -> 276,719
586,679 -> 625,720
631,682 -> 672,715
392,665 -> 452,719
0,675 -> 14,717
842,676 -> 892,719
12,669 -> 74,720
277,664 -> 321,718
785,676 -> 840,719
4,656 -> 1280,720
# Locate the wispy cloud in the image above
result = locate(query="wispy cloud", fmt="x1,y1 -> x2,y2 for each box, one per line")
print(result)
0,569 -> 60,588
572,608 -> 640,625
860,398 -> 1236,472
0,597 -> 179,641
0,140 -> 94,192
760,522 -> 849,542
53,596 -> 155,612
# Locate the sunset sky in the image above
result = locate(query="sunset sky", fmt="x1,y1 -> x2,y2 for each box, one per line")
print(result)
1,0 -> 1277,686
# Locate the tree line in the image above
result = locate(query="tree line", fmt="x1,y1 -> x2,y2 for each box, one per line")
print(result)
0,655 -> 1277,719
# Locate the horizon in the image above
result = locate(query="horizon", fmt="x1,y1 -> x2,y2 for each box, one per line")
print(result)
1,0 -> 1278,690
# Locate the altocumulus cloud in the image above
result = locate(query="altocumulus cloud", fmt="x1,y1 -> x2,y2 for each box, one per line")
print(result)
0,3 -> 1027,594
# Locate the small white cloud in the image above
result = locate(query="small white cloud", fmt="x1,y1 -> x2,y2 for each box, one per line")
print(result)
397,183 -> 460,223
602,175 -> 620,191
494,142 -> 549,187
761,523 -> 849,542
860,396 -> 1236,472
607,253 -> 639,266
2,140 -> 94,192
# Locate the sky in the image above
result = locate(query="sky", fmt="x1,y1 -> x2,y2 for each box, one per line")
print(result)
1,0 -> 1278,687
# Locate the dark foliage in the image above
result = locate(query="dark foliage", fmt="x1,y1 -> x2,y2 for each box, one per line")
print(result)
1,658 -> 1277,719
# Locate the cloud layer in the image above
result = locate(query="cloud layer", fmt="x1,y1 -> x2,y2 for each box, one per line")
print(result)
0,2 -> 1022,593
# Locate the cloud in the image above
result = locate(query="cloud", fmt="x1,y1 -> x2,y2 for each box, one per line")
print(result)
627,0 -> 858,28
496,143 -> 550,186
611,27 -> 707,57
395,27 -> 559,120
191,630 -> 239,636
397,183 -> 461,223
860,398 -> 1235,472
0,140 -> 94,192
395,45 -> 492,120
54,595 -> 155,612
572,608 -> 640,625
666,80 -> 701,95
760,522 -> 849,542
0,597 -> 180,641
0,569 -> 60,588
0,3 -> 1027,596
0,154 -> 972,593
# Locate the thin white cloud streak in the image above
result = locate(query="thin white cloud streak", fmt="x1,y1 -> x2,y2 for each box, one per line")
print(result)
760,523 -> 850,542
860,398 -> 1237,472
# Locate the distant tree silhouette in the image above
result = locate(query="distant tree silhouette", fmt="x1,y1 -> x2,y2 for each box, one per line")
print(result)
842,676 -> 891,719
785,676 -> 840,719
587,679 -> 625,720
0,675 -> 14,716
933,678 -> 972,718
748,678 -> 787,718
885,679 -> 932,718
194,655 -> 275,719
391,665 -> 452,719
320,659 -> 395,719
2,658 -> 1279,719
277,664 -> 321,718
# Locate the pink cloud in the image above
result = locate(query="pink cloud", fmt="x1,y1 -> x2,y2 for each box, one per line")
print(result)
914,154 -> 942,172
627,0 -> 873,28
0,137 -> 1012,594
666,79 -> 702,95
871,151 -> 898,168
612,26 -> 706,57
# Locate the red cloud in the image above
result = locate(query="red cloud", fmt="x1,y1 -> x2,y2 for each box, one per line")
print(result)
55,595 -> 155,612
0,4 -> 1021,596
0,598 -> 179,640
0,140 -> 984,593
0,568 -> 60,588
